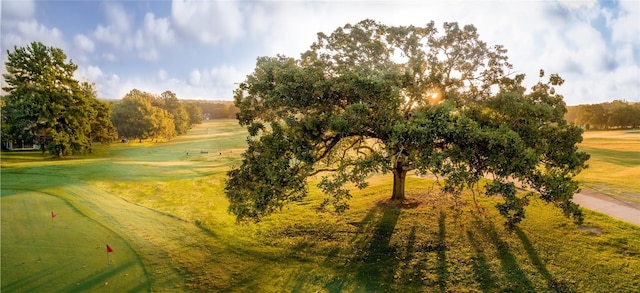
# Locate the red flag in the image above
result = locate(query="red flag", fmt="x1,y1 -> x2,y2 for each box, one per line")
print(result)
51,211 -> 57,218
106,244 -> 113,253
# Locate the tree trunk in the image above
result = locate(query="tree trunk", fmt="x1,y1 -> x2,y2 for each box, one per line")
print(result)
392,168 -> 407,201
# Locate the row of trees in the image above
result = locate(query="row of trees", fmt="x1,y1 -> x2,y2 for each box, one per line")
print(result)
1,42 -> 203,156
565,100 -> 640,129
191,101 -> 238,119
111,90 -> 202,142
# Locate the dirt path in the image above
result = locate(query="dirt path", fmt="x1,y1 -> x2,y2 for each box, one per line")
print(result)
573,189 -> 640,226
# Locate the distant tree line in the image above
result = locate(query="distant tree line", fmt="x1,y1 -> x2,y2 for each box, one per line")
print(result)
1,42 -> 205,156
189,101 -> 239,120
565,100 -> 640,129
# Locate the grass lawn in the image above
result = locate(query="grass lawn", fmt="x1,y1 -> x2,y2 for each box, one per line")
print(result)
2,120 -> 639,292
0,190 -> 148,292
577,130 -> 640,204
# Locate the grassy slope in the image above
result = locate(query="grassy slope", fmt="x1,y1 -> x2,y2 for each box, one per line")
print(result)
2,120 -> 639,292
0,190 -> 149,292
576,130 -> 640,203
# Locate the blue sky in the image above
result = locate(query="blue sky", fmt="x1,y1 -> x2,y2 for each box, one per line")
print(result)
1,0 -> 638,105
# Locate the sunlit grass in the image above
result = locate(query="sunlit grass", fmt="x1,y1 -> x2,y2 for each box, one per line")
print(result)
0,189 -> 149,292
577,130 -> 640,202
2,121 -> 639,292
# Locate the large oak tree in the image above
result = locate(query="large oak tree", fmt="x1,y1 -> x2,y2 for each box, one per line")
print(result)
225,20 -> 589,226
2,42 -> 115,157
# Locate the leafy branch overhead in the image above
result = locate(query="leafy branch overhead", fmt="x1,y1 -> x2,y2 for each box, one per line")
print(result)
225,19 -> 590,227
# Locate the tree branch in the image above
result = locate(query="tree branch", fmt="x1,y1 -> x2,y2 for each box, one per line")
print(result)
309,168 -> 339,176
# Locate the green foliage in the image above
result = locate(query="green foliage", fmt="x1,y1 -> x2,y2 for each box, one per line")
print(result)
184,102 -> 203,125
160,91 -> 191,134
567,100 -> 640,129
110,89 -> 176,142
194,101 -> 238,119
80,82 -> 116,146
226,20 -> 589,226
1,42 -> 113,156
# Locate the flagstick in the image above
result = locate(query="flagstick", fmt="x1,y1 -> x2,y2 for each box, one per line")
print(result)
107,251 -> 111,267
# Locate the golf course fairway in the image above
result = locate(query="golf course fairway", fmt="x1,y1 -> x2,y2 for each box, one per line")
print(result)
2,121 -> 639,292
1,189 -> 148,292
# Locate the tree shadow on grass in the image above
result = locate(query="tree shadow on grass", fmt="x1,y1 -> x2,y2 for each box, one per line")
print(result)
436,212 -> 448,292
471,216 -> 535,292
467,229 -> 497,292
57,259 -> 145,292
515,228 -> 577,293
335,200 -> 448,292
354,204 -> 402,291
248,198 -> 452,292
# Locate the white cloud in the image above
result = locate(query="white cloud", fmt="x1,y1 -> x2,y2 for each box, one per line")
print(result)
1,20 -> 66,50
557,0 -> 598,10
610,1 -> 640,46
171,0 -> 244,44
143,13 -> 175,45
5,0 -> 627,104
92,64 -> 246,100
138,48 -> 159,61
103,2 -> 131,33
157,69 -> 168,81
75,64 -> 104,82
102,52 -> 117,62
92,7 -> 174,62
189,69 -> 201,85
74,34 -> 95,52
94,24 -> 122,48
92,3 -> 135,51
132,13 -> 175,61
2,0 -> 35,20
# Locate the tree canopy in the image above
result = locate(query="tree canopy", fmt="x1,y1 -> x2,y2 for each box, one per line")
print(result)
110,89 -> 202,142
111,89 -> 176,142
226,20 -> 590,227
184,102 -> 203,124
159,91 -> 191,134
1,42 -> 115,156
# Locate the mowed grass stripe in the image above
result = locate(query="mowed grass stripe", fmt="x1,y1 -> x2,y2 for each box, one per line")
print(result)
0,174 -> 201,292
579,147 -> 640,168
1,190 -> 149,292
577,130 -> 640,201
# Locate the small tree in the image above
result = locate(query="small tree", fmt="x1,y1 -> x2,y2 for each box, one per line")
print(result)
79,82 -> 116,149
225,20 -> 589,227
